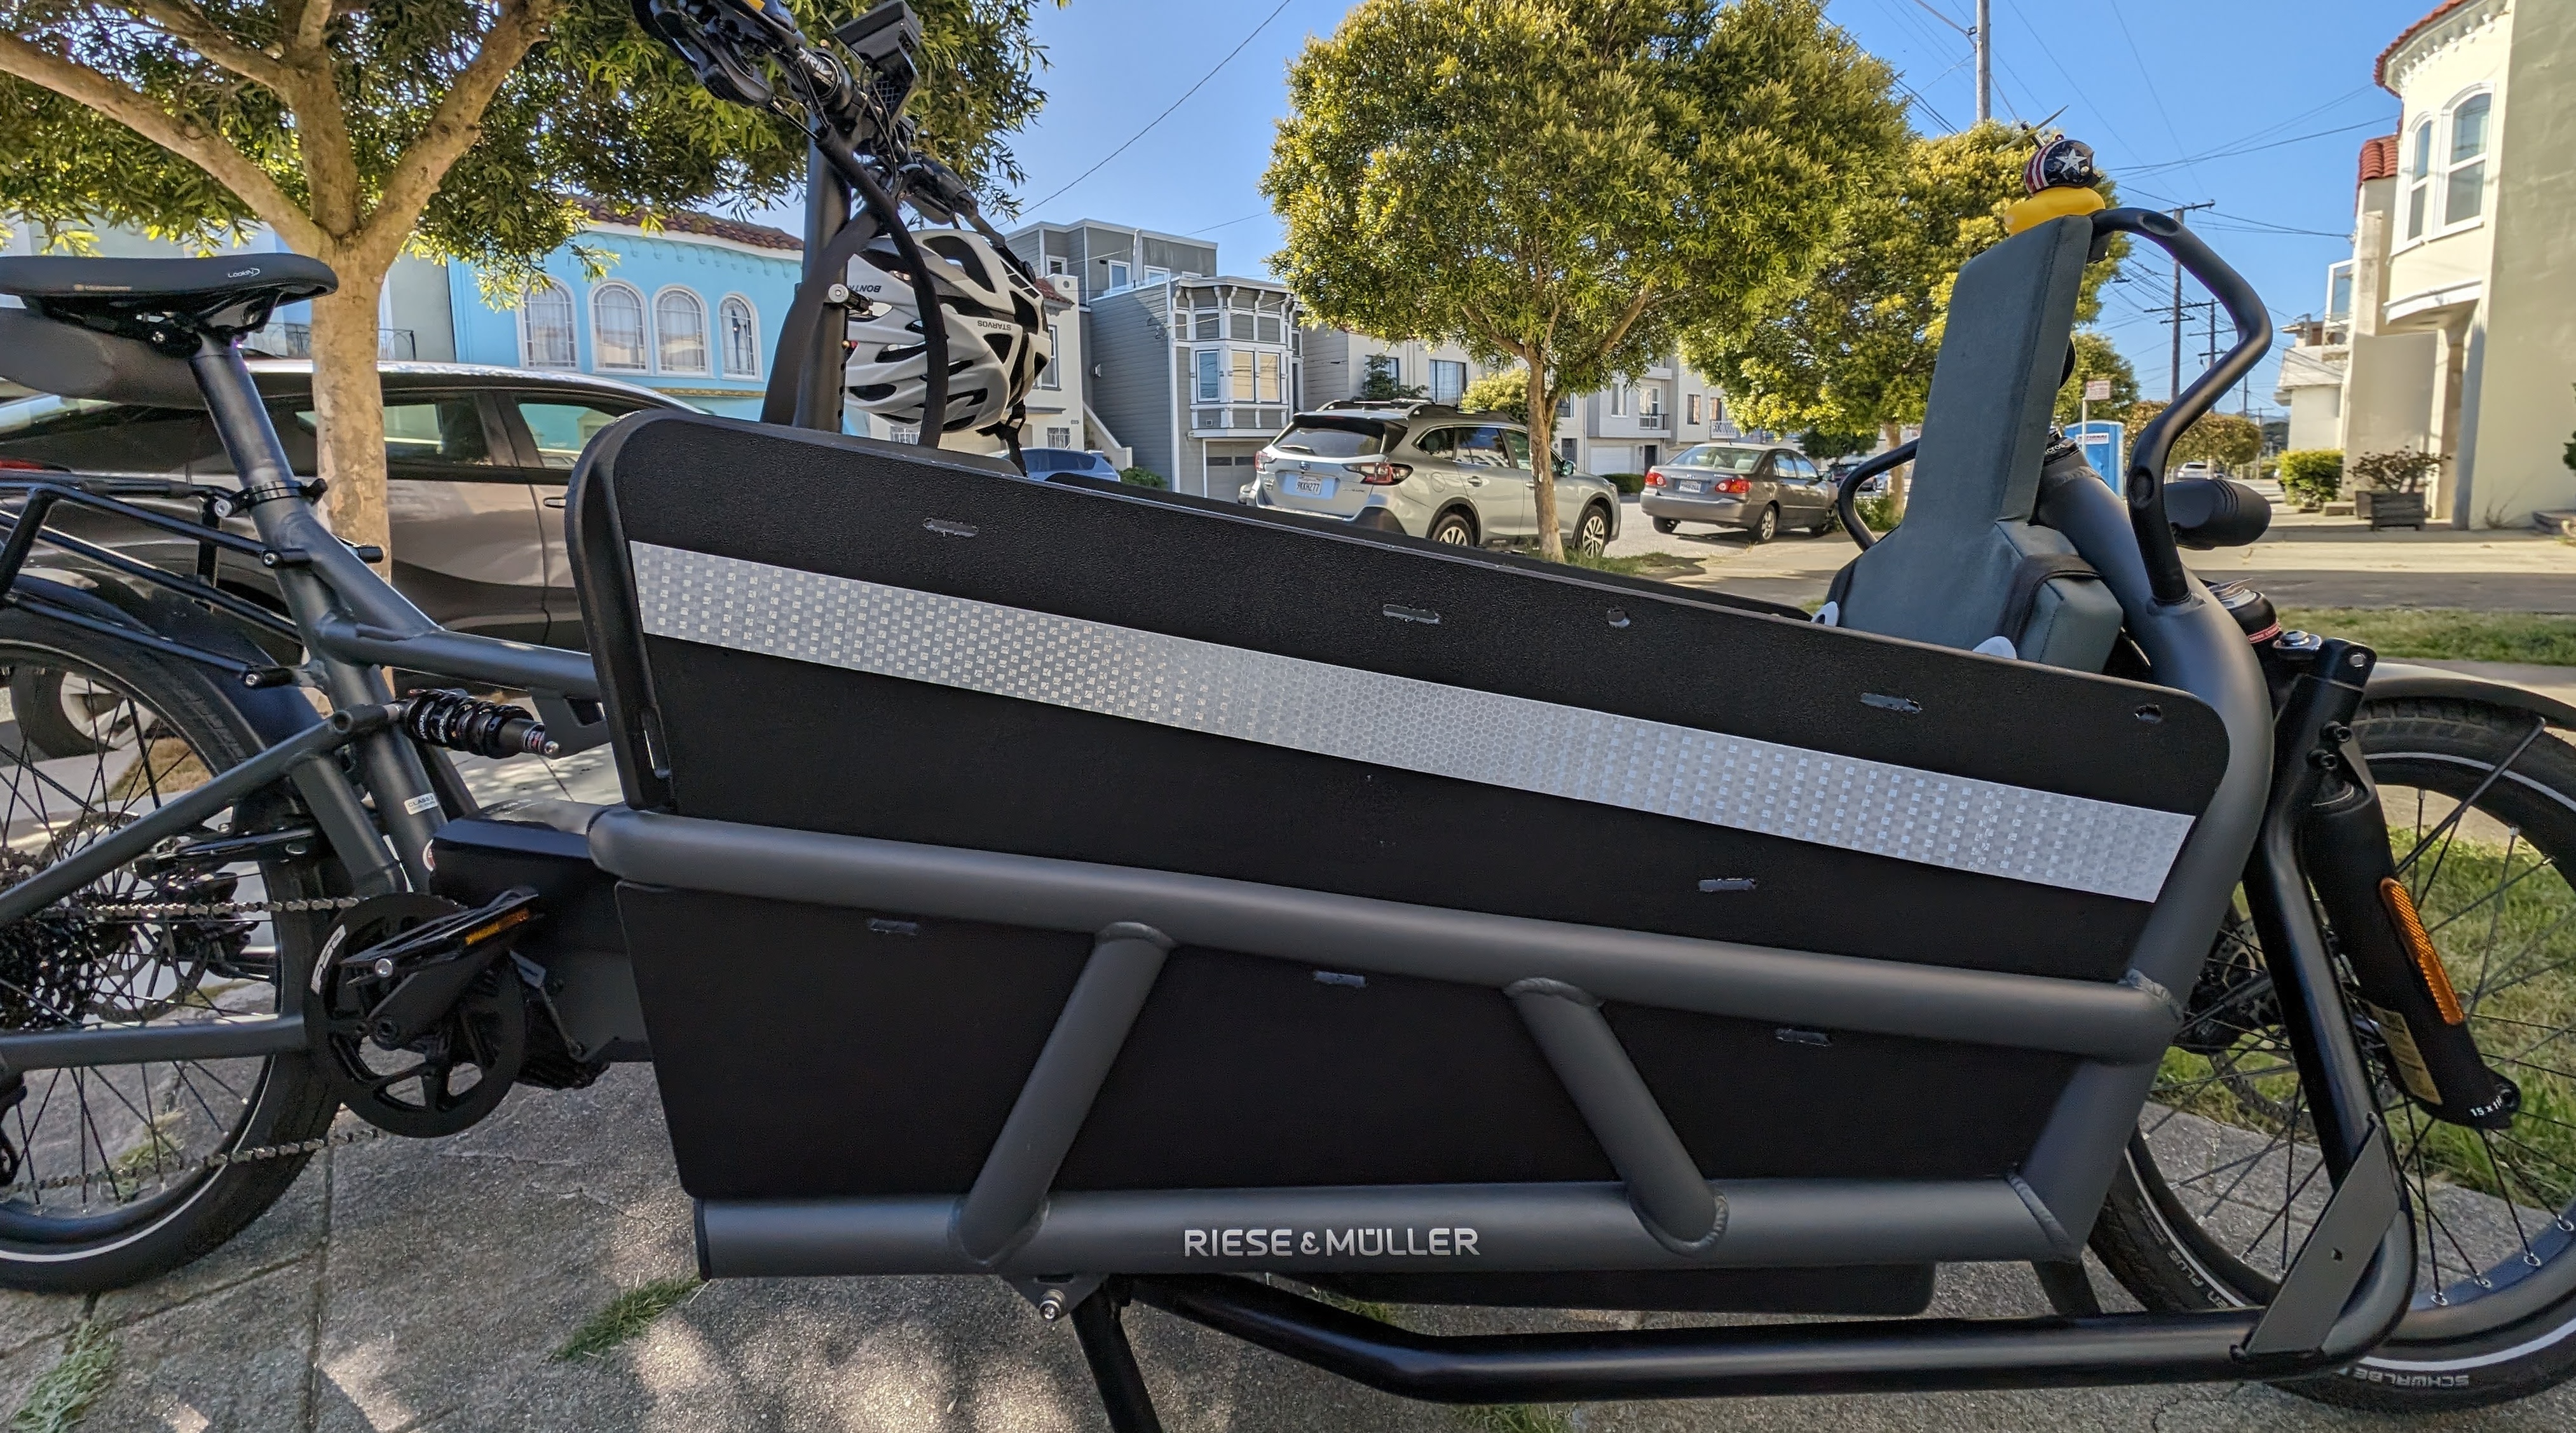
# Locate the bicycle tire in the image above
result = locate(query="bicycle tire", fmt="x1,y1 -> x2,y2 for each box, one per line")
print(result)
2096,698 -> 2576,1412
0,606 -> 341,1293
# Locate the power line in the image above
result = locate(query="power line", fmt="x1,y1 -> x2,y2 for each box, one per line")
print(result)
2125,117 -> 2394,175
2102,0 -> 2202,194
1022,0 -> 1298,214
1188,209 -> 1271,237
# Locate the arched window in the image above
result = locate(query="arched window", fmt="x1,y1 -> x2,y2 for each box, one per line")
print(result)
522,280 -> 576,369
591,283 -> 647,371
655,288 -> 708,374
2444,93 -> 2491,226
719,295 -> 760,378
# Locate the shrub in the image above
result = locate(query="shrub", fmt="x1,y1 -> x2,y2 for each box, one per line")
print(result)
2276,448 -> 2343,505
1459,367 -> 1530,423
1119,467 -> 1168,490
1853,491 -> 1901,535
1598,471 -> 1646,495
2348,448 -> 2442,493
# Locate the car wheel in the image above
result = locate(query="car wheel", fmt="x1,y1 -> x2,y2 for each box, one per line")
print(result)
1429,512 -> 1476,545
8,664 -> 142,758
1576,505 -> 1611,558
1747,504 -> 1779,545
1651,517 -> 1679,535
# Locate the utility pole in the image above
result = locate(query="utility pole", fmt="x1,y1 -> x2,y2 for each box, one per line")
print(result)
1975,0 -> 1992,125
2165,202 -> 2216,402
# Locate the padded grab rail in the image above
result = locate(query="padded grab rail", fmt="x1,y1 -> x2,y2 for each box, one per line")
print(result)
2088,210 -> 2272,605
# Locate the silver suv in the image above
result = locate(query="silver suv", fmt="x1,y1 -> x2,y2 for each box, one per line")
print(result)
1253,402 -> 1622,555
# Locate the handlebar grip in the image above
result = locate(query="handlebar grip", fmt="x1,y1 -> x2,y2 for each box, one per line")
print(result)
2089,209 -> 2273,605
2165,478 -> 2272,550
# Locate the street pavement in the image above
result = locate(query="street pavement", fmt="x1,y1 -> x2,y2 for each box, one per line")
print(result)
1607,498 -> 2576,612
6,497 -> 2575,1430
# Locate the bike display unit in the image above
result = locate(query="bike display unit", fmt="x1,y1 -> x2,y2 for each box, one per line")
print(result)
0,2 -> 2570,1424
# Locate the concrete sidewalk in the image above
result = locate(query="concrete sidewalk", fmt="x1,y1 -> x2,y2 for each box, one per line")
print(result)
11,1064 -> 2573,1433
1607,498 -> 2576,612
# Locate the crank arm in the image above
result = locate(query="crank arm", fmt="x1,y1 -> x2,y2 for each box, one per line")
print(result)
351,888 -> 543,1046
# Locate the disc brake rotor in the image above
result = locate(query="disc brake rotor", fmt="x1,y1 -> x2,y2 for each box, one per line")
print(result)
315,894 -> 528,1137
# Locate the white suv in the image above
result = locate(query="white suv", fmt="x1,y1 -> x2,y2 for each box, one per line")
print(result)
1250,401 -> 1621,555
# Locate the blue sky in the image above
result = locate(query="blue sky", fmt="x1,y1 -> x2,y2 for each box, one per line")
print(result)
786,0 -> 2443,411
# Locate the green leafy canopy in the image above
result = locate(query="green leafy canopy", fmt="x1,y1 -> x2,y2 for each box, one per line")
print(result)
1691,121 -> 2129,440
0,0 -> 1053,289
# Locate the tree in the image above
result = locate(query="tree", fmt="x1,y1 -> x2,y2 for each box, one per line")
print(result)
1459,365 -> 1529,423
1797,428 -> 1874,461
0,0 -> 1051,561
1264,0 -> 1905,560
1689,121 -> 2127,506
2124,401 -> 2262,474
2054,330 -> 2136,425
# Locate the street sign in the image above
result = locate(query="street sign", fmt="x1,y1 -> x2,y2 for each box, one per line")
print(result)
2083,379 -> 2113,402
2068,420 -> 2125,485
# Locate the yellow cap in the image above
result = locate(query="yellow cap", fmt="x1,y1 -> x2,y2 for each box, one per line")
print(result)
2005,186 -> 2106,236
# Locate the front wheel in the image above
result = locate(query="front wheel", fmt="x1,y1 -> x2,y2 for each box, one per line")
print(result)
1574,505 -> 1611,558
2096,699 -> 2576,1412
0,610 -> 343,1292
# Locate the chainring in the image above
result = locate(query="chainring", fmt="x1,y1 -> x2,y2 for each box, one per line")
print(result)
315,894 -> 528,1137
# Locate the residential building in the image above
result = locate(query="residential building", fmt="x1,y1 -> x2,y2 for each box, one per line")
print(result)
1300,332 -> 1490,408
1019,272 -> 1102,455
1556,355 -> 1741,476
6,204 -> 803,423
1090,275 -> 1301,498
2314,0 -> 2576,526
1005,219 -> 1216,304
447,203 -> 801,420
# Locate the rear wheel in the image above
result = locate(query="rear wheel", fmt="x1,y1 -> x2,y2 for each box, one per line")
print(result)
2096,701 -> 2576,1411
0,610 -> 342,1292
1428,512 -> 1476,546
1746,505 -> 1779,545
1651,517 -> 1679,535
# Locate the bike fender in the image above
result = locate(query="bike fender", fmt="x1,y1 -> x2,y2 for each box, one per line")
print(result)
2365,660 -> 2576,730
11,575 -> 321,747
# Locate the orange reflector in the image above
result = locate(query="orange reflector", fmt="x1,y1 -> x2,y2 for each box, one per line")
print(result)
2380,877 -> 2465,1025
465,907 -> 533,947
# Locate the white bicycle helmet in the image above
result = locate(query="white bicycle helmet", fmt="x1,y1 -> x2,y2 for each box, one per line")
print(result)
845,228 -> 1049,433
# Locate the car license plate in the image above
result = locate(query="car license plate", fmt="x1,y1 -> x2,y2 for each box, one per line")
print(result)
1292,472 -> 1335,498
1680,479 -> 1706,494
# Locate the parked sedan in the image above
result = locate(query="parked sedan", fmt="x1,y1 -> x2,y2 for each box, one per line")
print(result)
1640,443 -> 1834,543
1022,447 -> 1119,479
0,362 -> 685,655
1251,401 -> 1622,555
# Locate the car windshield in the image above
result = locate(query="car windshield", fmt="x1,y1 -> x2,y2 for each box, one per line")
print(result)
1669,445 -> 1765,473
1021,448 -> 1094,472
1271,422 -> 1385,458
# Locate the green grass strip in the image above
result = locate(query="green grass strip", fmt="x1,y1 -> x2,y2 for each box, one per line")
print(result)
1455,1404 -> 1576,1433
10,1322 -> 116,1433
2277,608 -> 2576,667
551,1276 -> 703,1362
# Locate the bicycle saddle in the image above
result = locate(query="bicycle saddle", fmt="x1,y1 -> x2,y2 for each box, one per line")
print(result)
0,254 -> 337,355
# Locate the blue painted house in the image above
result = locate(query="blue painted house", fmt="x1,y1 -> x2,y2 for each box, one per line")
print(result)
448,202 -> 804,420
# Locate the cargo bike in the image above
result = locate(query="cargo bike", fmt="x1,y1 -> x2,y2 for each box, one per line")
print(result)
0,3 -> 2572,1424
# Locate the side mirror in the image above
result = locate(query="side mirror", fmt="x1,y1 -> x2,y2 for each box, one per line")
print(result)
1554,456 -> 1573,477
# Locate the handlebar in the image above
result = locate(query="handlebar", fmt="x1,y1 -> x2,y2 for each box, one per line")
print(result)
2088,209 -> 2273,605
1834,441 -> 1918,552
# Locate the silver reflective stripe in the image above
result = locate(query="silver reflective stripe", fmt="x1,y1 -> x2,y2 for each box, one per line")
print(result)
630,543 -> 2195,901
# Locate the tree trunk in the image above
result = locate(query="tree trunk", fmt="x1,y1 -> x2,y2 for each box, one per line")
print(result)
306,276 -> 392,566
1881,419 -> 1909,518
1527,360 -> 1564,563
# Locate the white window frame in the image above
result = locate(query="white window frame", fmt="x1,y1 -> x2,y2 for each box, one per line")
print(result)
1105,259 -> 1131,292
2402,116 -> 2436,244
1428,358 -> 1465,404
1040,321 -> 1062,389
1046,256 -> 1067,276
652,285 -> 711,375
2324,261 -> 2354,322
1608,383 -> 1626,417
1195,348 -> 1222,402
587,280 -> 648,373
1145,266 -> 1170,287
518,278 -> 578,370
717,292 -> 761,380
2437,88 -> 2493,233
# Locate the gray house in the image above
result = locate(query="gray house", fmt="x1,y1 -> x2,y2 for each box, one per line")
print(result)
1089,277 -> 1301,498
1005,219 -> 1218,305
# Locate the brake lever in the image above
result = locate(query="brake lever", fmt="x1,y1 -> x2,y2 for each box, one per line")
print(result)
630,0 -> 779,107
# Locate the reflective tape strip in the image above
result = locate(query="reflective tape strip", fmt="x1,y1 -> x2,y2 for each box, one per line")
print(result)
630,543 -> 2195,901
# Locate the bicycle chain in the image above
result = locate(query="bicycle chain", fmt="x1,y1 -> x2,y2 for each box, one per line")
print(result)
1,896 -> 378,1195
36,896 -> 365,922
0,1125 -> 390,1198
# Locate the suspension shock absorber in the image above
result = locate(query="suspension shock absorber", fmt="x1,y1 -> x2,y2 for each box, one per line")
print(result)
2287,643 -> 2519,1130
396,690 -> 559,759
